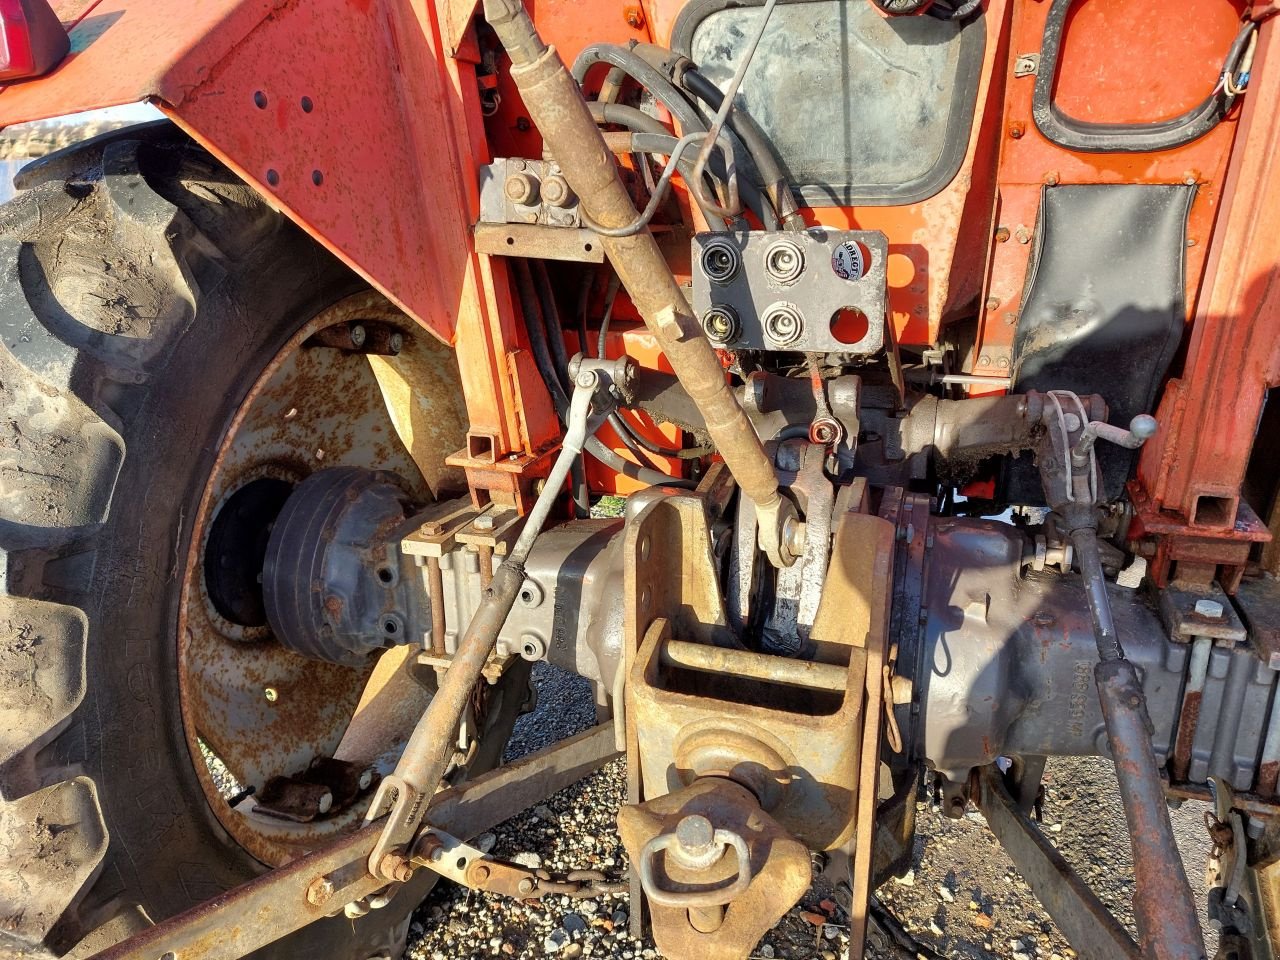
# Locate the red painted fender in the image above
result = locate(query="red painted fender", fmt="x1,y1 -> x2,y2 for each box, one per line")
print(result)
0,0 -> 477,344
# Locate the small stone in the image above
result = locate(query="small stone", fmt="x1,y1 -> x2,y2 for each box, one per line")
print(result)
974,913 -> 995,931
514,852 -> 543,869
929,920 -> 945,937
475,832 -> 497,854
562,945 -> 583,960
502,944 -> 516,956
937,885 -> 955,904
1048,823 -> 1063,833
535,804 -> 554,821
759,945 -> 775,959
823,925 -> 838,941
822,953 -> 837,960
1013,952 -> 1033,960
968,900 -> 980,911
893,869 -> 916,887
801,911 -> 827,927
490,937 -> 504,950
544,928 -> 569,953
563,914 -> 588,935
819,899 -> 838,914
579,900 -> 599,915
611,909 -> 629,927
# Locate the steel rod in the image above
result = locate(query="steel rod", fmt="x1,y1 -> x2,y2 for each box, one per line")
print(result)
659,639 -> 847,692
90,724 -> 620,960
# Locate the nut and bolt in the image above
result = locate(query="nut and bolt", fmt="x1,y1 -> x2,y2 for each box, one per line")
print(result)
316,790 -> 334,815
473,514 -> 496,532
1009,122 -> 1025,139
1015,226 -> 1032,244
504,171 -> 539,205
985,296 -> 1001,311
541,175 -> 574,208
306,876 -> 335,906
264,687 -> 279,703
349,324 -> 367,348
1194,598 -> 1226,620
517,876 -> 537,895
995,226 -> 1011,243
378,853 -> 414,883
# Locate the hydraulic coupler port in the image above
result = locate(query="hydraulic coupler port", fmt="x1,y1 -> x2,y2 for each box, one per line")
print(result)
701,305 -> 741,345
700,236 -> 742,284
762,302 -> 805,347
763,238 -> 805,284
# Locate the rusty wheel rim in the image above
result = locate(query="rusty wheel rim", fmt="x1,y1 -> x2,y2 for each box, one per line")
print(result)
178,292 -> 465,866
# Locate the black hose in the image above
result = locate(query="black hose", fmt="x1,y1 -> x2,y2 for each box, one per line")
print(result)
515,260 -> 694,489
681,67 -> 799,229
615,410 -> 714,460
596,273 -> 621,360
572,43 -> 768,226
588,102 -> 731,230
531,260 -> 572,391
606,411 -> 669,471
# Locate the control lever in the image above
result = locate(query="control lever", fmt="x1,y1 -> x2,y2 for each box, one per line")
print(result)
1033,394 -> 1205,960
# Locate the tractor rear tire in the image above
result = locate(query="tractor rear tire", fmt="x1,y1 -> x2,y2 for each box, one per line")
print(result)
0,125 -> 502,958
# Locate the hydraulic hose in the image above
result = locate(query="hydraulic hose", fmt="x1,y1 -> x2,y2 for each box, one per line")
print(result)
589,101 -> 776,229
572,43 -> 766,224
680,67 -> 800,228
516,259 -> 694,489
487,0 -> 795,565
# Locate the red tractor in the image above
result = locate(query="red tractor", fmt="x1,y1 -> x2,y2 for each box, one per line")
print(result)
0,1 -> 1277,958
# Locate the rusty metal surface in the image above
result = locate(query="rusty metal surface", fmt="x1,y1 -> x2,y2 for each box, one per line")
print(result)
1096,658 -> 1206,959
0,0 -> 480,347
473,223 -> 606,262
90,723 -> 620,960
177,293 -> 464,866
617,778 -> 810,960
1132,20 -> 1280,580
625,491 -> 870,853
976,766 -> 1143,960
810,511 -> 896,957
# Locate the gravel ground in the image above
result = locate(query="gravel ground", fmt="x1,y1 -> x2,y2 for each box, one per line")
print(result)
408,663 -> 1218,960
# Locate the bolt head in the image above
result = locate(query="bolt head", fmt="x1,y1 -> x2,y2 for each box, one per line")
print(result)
307,877 -> 335,905
349,324 -> 367,348
264,687 -> 279,703
474,514 -> 496,531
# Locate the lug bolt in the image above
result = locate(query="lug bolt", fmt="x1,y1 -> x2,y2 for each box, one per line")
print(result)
349,324 -> 367,348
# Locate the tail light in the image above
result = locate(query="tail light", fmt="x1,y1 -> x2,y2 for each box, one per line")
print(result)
0,0 -> 69,82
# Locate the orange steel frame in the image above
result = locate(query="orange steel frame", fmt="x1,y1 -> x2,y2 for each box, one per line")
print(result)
1,0 -> 1275,571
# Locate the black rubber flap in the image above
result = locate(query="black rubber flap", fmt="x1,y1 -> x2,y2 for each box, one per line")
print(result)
1008,183 -> 1194,503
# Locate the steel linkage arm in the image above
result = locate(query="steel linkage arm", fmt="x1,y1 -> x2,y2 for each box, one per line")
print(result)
1034,392 -> 1205,960
89,724 -> 621,960
365,365 -> 614,881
